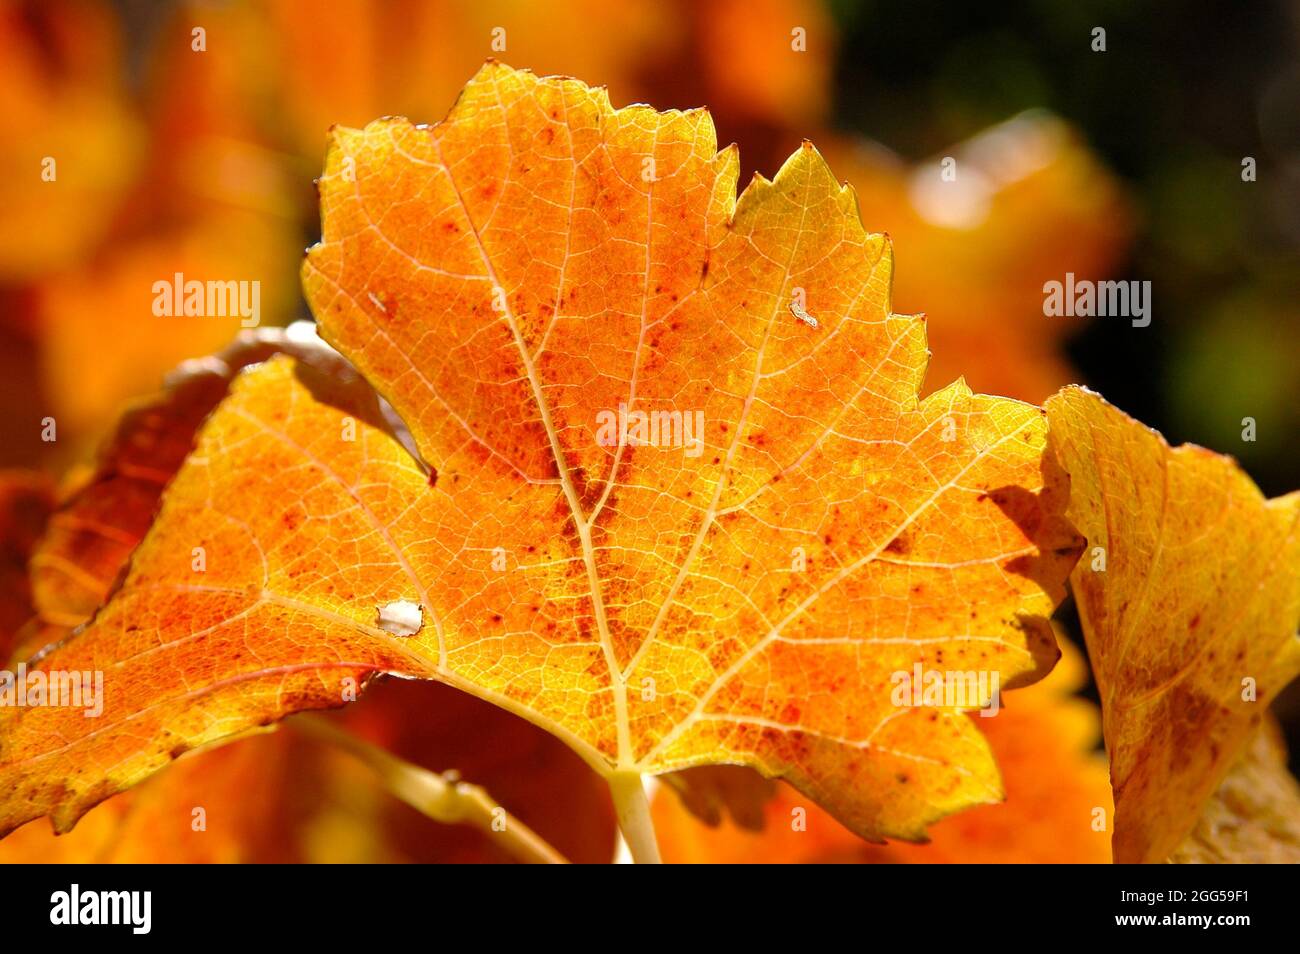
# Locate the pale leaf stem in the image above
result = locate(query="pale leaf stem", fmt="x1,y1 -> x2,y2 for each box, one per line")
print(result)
294,714 -> 569,865
608,772 -> 662,864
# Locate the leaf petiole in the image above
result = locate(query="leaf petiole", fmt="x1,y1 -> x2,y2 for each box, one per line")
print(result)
608,772 -> 662,864
293,714 -> 569,864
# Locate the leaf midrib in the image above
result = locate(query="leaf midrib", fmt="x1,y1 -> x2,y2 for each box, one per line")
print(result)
423,107 -> 634,768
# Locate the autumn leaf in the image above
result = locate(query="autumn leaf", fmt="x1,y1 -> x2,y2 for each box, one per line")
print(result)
0,64 -> 1081,856
652,635 -> 1113,863
1045,385 -> 1300,863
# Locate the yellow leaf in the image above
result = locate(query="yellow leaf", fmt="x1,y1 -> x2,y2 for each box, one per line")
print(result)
1046,385 -> 1300,863
0,65 -> 1081,848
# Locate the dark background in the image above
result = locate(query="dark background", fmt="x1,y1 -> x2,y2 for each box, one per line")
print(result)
829,0 -> 1299,498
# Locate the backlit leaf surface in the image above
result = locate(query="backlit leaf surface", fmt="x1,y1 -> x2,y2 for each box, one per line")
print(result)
652,635 -> 1113,862
0,64 -> 1081,843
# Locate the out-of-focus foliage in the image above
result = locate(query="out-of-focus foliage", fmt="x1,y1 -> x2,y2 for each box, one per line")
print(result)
820,115 -> 1132,403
